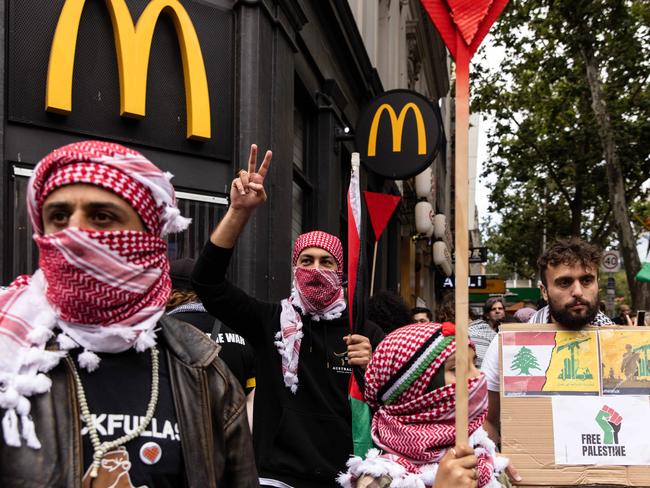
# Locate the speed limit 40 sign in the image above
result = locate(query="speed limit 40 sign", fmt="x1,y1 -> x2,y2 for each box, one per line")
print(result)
601,250 -> 621,273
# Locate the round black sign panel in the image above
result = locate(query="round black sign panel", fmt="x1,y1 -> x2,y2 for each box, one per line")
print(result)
355,89 -> 443,180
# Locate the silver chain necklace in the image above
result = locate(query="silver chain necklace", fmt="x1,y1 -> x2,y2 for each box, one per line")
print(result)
69,346 -> 160,478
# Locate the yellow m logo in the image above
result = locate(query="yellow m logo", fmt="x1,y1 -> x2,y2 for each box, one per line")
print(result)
367,103 -> 426,157
46,0 -> 211,140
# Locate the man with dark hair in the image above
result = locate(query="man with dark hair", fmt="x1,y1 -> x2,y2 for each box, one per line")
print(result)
0,141 -> 257,487
191,145 -> 384,488
482,238 -> 614,468
368,291 -> 412,334
411,306 -> 433,323
468,297 -> 506,368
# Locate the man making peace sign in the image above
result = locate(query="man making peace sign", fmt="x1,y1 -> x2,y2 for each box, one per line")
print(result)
192,145 -> 385,488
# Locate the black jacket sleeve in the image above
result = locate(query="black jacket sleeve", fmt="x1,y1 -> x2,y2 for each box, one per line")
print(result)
191,240 -> 278,347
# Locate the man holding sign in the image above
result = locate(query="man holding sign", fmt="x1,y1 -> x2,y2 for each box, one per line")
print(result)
482,238 -> 614,451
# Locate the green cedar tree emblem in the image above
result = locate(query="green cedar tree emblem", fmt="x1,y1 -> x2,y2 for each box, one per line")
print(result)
510,346 -> 542,375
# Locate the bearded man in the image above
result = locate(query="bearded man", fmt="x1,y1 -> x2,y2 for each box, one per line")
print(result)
480,238 -> 613,482
0,141 -> 257,487
192,145 -> 385,488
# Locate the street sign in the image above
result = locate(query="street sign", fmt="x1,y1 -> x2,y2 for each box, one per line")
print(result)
469,246 -> 488,263
601,250 -> 621,273
482,279 -> 506,294
442,275 -> 487,289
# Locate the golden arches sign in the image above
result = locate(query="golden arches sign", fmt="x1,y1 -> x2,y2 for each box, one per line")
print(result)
46,0 -> 211,140
367,102 -> 427,157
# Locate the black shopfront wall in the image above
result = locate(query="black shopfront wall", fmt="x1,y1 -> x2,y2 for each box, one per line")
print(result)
2,0 -> 236,282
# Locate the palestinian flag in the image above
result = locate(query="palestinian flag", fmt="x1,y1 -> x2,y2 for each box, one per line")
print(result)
347,153 -> 373,457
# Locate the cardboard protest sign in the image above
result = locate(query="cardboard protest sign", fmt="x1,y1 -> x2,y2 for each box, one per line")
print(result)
500,324 -> 650,486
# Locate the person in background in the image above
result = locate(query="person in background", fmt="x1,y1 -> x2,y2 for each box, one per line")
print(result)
436,292 -> 456,323
468,297 -> 506,368
368,290 -> 413,334
412,306 -> 433,323
513,307 -> 536,323
612,303 -> 633,325
166,258 -> 257,402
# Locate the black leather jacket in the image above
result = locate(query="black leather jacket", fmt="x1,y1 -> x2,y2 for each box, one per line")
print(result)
0,316 -> 259,487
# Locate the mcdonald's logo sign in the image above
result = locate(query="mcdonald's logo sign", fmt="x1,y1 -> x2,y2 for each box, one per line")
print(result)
356,90 -> 443,180
46,0 -> 211,141
367,103 -> 426,157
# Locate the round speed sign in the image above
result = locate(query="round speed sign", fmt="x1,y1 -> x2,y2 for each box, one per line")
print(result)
601,250 -> 621,273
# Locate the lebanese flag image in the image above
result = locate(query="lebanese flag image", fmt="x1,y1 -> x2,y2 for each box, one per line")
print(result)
501,331 -> 556,396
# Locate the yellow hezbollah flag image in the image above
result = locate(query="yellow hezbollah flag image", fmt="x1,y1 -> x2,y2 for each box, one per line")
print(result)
542,331 -> 600,394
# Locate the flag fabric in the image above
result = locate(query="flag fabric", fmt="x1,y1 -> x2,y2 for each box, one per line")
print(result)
363,191 -> 401,241
348,153 -> 373,457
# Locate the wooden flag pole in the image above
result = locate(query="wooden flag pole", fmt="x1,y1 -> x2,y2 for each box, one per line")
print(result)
454,39 -> 471,447
370,241 -> 379,297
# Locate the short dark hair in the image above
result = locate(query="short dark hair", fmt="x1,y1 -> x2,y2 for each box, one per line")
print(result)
538,238 -> 602,286
483,297 -> 505,319
436,293 -> 455,322
411,306 -> 433,321
368,291 -> 412,334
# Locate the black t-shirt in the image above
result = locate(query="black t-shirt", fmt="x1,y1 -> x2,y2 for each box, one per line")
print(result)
171,310 -> 256,394
72,348 -> 183,488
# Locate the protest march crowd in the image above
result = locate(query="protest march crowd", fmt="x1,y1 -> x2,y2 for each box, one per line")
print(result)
0,140 -> 637,488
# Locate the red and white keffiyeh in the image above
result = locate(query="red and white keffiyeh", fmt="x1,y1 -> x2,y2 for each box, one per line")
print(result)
0,140 -> 189,450
276,231 -> 346,393
338,322 -> 508,488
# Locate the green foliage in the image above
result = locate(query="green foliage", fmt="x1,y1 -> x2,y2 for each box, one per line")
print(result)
474,0 -> 650,279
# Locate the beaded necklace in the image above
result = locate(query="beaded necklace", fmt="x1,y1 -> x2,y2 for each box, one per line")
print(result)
69,346 -> 160,478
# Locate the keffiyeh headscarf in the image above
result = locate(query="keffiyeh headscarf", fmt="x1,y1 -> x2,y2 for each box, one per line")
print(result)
0,140 -> 190,449
275,231 -> 347,393
338,322 -> 508,488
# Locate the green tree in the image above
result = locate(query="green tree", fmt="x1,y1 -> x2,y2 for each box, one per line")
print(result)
473,0 -> 650,309
511,346 -> 542,375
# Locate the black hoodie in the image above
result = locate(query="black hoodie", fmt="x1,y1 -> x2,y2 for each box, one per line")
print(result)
192,242 -> 384,488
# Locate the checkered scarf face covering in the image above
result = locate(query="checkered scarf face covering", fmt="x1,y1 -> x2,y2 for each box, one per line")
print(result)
363,323 -> 493,484
0,140 -> 189,450
34,228 -> 169,327
275,231 -> 346,393
292,230 -> 344,281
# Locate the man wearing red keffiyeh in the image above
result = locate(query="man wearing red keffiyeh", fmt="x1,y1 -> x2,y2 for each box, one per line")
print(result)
192,144 -> 385,488
0,140 -> 258,487
337,322 -> 509,488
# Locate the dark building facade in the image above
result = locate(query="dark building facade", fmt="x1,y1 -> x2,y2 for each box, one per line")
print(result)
1,0 -> 449,304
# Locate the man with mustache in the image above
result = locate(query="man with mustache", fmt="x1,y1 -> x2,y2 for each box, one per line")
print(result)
480,238 -> 613,480
192,145 -> 385,488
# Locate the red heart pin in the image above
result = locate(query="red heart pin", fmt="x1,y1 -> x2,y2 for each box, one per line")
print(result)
420,0 -> 509,60
142,446 -> 159,463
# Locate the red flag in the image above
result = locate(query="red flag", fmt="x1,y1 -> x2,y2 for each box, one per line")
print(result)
419,0 -> 509,447
363,192 -> 401,241
419,0 -> 509,60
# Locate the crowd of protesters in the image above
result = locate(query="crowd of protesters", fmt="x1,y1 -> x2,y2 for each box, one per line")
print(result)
0,140 -> 638,487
